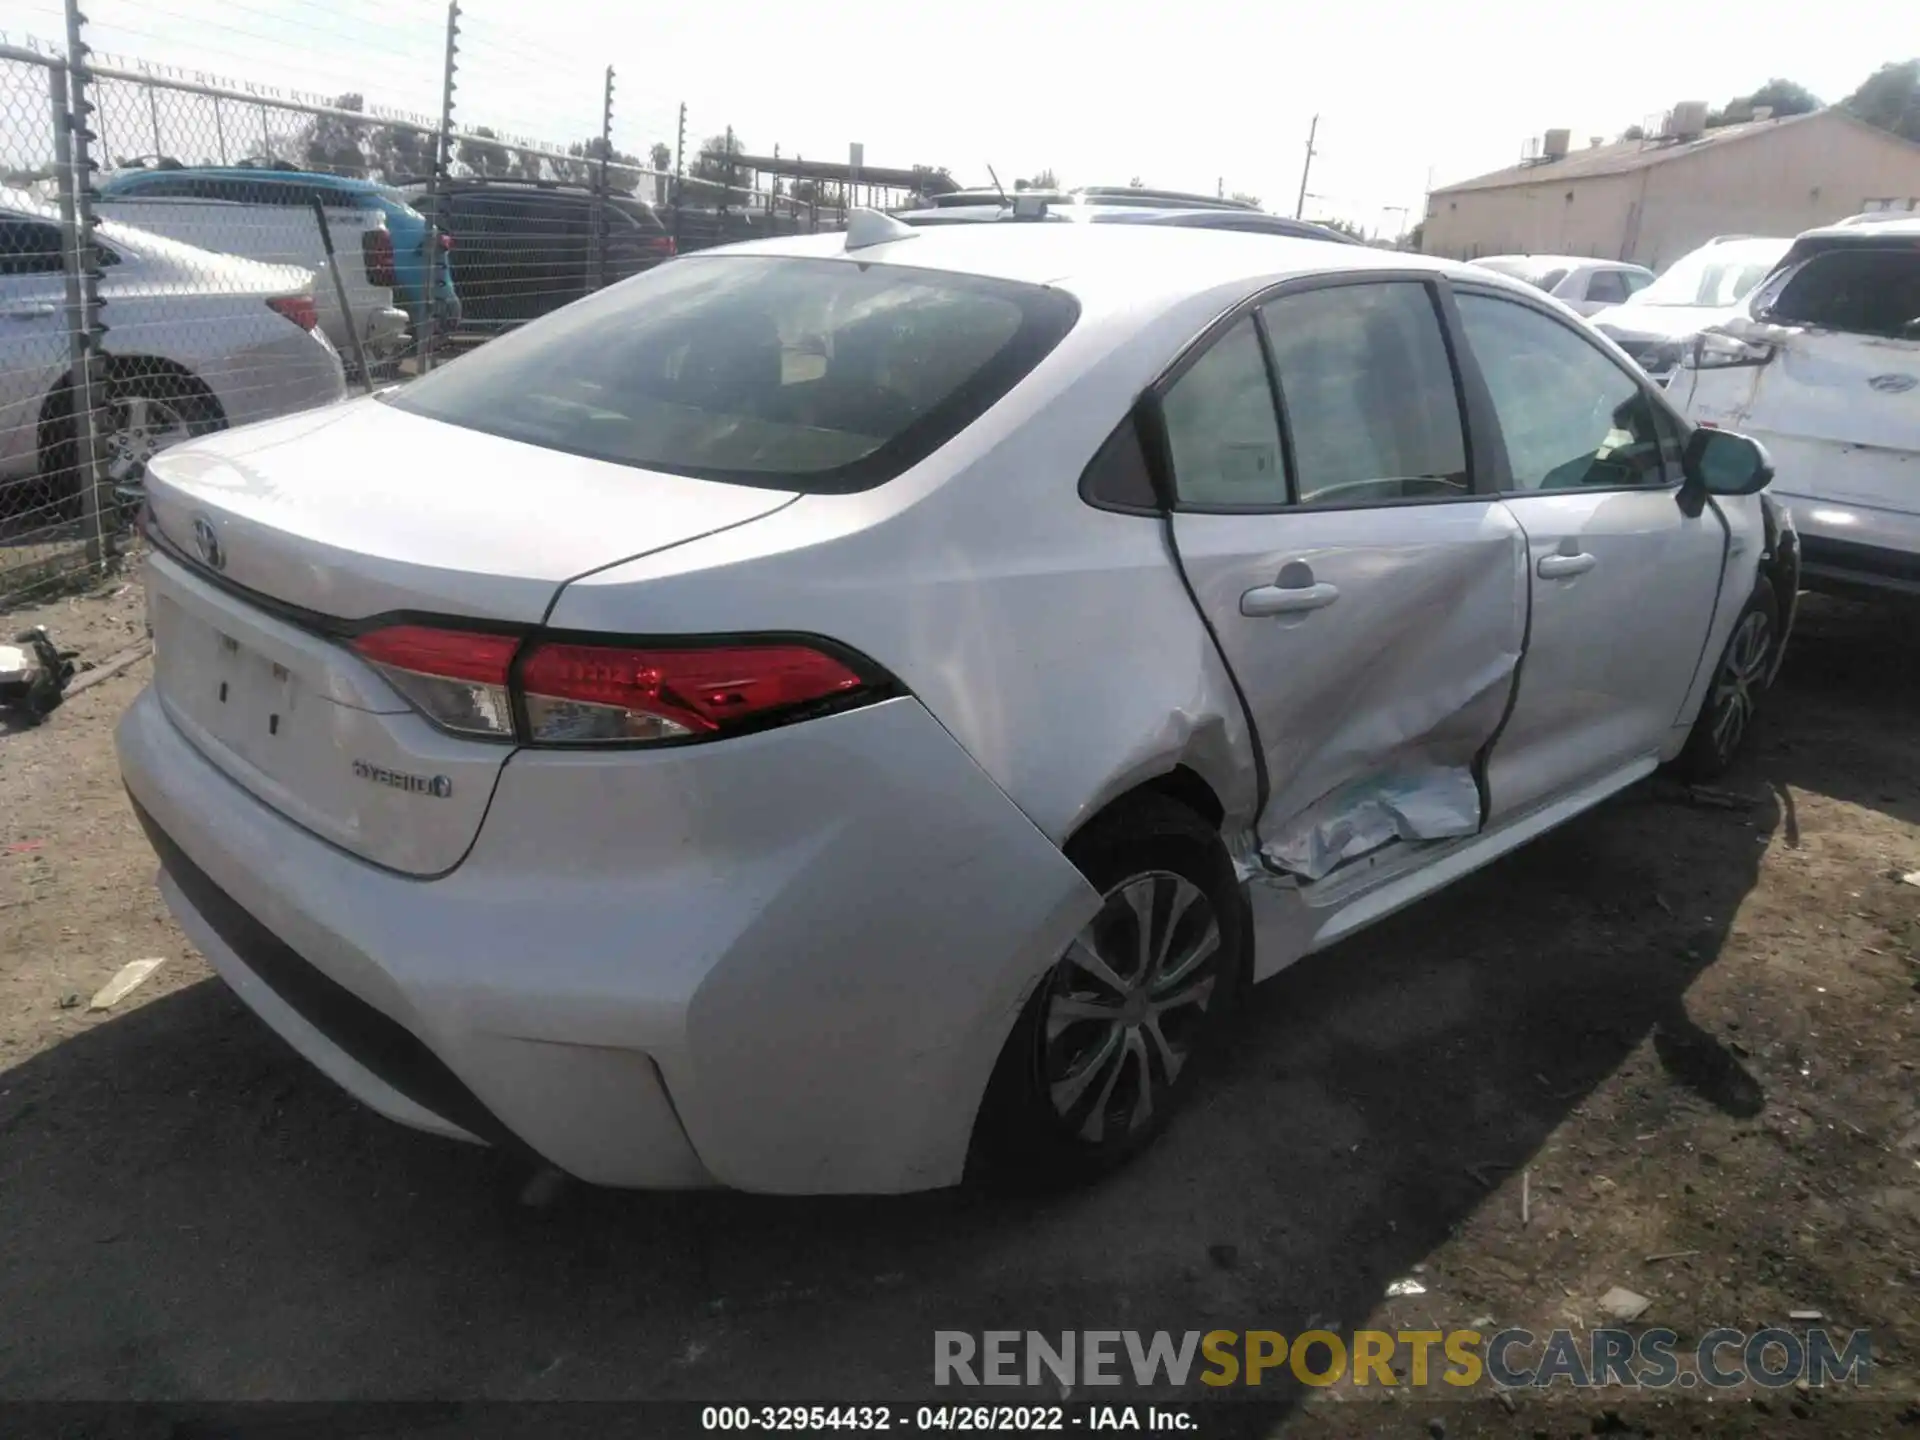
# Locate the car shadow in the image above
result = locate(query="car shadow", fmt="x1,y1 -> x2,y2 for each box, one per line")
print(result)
1763,591 -> 1920,829
0,761 -> 1777,1407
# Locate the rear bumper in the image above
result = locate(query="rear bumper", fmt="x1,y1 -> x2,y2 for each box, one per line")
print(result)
1774,491 -> 1920,598
116,686 -> 1096,1193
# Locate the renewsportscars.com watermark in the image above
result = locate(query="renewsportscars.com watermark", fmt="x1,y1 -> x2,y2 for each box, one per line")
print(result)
935,1328 -> 1873,1391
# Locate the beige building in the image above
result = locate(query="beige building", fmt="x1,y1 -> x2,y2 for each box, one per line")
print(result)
1421,107 -> 1920,271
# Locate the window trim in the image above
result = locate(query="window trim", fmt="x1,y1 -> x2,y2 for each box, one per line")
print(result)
1448,280 -> 1690,496
1144,269 -> 1491,515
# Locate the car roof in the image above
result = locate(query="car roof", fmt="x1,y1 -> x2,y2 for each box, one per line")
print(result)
1475,253 -> 1625,268
701,221 -> 1499,316
105,166 -> 387,191
1795,213 -> 1920,241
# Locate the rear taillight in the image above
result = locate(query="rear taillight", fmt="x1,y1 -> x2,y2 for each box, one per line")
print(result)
350,626 -> 518,737
439,233 -> 455,251
646,234 -> 676,256
362,228 -> 398,288
266,294 -> 319,332
349,626 -> 877,745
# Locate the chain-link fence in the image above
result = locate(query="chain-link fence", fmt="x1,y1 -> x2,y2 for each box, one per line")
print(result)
1,1 -> 948,605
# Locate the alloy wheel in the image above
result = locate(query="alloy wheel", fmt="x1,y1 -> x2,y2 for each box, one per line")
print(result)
1041,870 -> 1223,1144
1708,608 -> 1773,762
102,393 -> 194,487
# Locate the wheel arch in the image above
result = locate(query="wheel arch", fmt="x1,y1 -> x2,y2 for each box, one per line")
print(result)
36,354 -> 227,465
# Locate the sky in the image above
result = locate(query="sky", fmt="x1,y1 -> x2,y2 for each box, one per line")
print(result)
8,0 -> 1915,236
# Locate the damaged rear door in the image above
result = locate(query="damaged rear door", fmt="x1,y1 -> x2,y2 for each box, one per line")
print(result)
1159,277 -> 1527,881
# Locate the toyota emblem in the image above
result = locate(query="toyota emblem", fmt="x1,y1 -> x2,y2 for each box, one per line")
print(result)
191,515 -> 225,571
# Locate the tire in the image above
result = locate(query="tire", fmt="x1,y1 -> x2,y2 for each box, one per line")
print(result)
969,793 -> 1248,1189
35,359 -> 224,521
1674,580 -> 1780,781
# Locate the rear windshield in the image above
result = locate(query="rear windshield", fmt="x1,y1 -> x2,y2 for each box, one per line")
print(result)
386,255 -> 1079,491
1763,246 -> 1920,339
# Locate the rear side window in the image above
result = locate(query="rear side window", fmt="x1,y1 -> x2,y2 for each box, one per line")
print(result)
387,254 -> 1079,491
1764,247 -> 1920,339
1585,269 -> 1629,304
1261,282 -> 1469,505
1159,318 -> 1288,507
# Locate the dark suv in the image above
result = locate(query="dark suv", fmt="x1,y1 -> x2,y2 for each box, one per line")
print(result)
404,180 -> 675,337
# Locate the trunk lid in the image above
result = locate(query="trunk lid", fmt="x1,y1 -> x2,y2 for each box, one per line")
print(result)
143,400 -> 797,875
144,397 -> 798,621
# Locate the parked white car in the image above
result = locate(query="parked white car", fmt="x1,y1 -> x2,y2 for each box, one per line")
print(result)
1470,255 -> 1655,316
0,189 -> 347,513
117,216 -> 1797,1193
93,174 -> 409,365
1671,216 -> 1920,599
1590,236 -> 1793,386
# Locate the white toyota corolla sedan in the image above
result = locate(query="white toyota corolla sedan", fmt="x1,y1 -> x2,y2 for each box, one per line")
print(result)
117,214 -> 1799,1194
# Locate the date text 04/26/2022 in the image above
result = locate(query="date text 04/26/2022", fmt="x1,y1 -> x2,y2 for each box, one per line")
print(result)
700,1405 -> 1196,1431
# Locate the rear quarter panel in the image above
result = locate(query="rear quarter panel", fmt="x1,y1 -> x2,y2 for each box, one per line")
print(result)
544,287 -> 1263,847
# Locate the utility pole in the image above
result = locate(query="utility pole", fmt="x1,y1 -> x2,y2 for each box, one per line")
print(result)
1294,114 -> 1319,219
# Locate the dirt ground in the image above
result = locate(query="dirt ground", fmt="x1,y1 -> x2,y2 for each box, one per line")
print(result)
1,573 -> 1916,1436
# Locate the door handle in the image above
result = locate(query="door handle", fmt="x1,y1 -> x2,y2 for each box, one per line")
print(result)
1537,551 -> 1597,579
1242,580 -> 1341,616
0,302 -> 57,319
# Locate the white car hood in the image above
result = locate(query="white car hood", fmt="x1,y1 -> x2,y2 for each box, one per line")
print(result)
1589,302 -> 1738,342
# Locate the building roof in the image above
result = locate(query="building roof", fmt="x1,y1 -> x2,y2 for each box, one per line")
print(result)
1431,111 -> 1831,196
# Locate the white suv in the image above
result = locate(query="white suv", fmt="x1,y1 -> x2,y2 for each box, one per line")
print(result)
1671,217 -> 1920,599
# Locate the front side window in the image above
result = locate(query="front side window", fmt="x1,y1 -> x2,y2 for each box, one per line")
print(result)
1457,292 -> 1678,491
387,254 -> 1078,492
1159,317 -> 1287,507
1262,281 -> 1469,506
1763,247 -> 1920,339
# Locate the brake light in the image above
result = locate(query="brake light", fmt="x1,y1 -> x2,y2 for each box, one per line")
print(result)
351,626 -> 518,737
266,294 -> 319,332
361,228 -> 398,288
646,234 -> 676,256
348,627 -> 876,745
438,233 -> 454,251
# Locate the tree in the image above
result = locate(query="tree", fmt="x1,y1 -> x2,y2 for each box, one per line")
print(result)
301,92 -> 369,175
1315,217 -> 1366,240
650,141 -> 673,174
1229,190 -> 1261,207
367,123 -> 434,184
1707,77 -> 1821,128
1620,123 -> 1647,141
457,126 -> 512,177
690,131 -> 746,192
1844,59 -> 1920,143
1020,168 -> 1058,191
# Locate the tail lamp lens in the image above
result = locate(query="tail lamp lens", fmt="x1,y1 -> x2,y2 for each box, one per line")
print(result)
349,627 -> 871,745
361,228 -> 399,288
266,294 -> 320,331
350,626 -> 518,737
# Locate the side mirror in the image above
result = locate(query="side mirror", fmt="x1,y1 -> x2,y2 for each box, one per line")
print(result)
1683,427 -> 1773,497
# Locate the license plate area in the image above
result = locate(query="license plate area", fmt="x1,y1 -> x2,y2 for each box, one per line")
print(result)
154,594 -> 308,779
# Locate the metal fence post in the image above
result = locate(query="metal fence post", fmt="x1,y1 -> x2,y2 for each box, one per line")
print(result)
671,101 -> 685,252
591,64 -> 612,292
419,0 -> 459,374
57,0 -> 112,568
